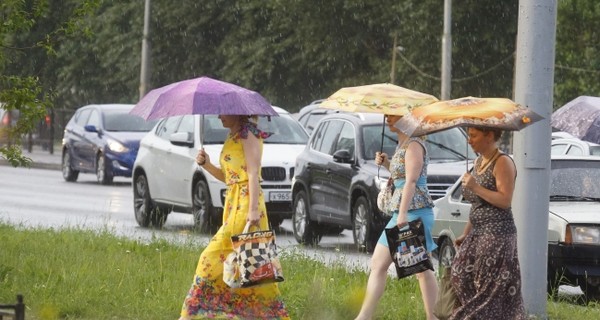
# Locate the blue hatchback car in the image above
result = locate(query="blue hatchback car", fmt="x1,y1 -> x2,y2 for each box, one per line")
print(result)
61,104 -> 157,184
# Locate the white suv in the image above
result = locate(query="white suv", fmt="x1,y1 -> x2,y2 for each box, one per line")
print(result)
132,106 -> 309,232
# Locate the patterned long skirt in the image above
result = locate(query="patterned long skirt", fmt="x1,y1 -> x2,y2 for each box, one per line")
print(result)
449,232 -> 527,320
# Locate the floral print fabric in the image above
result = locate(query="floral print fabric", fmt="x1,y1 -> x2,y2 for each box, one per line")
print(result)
388,137 -> 434,211
450,154 -> 526,320
180,123 -> 289,319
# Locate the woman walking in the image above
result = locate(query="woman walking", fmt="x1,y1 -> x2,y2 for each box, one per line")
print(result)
179,115 -> 289,319
449,127 -> 526,319
354,114 -> 439,320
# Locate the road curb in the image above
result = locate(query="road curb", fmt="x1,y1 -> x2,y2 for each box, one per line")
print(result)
0,159 -> 61,171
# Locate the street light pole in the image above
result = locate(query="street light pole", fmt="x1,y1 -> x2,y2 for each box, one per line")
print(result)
441,0 -> 452,100
390,34 -> 398,84
139,0 -> 151,100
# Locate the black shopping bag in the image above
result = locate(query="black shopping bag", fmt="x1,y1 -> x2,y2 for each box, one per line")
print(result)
385,218 -> 434,279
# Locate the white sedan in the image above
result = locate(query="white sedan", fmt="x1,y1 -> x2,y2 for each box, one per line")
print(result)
432,155 -> 600,300
132,106 -> 309,233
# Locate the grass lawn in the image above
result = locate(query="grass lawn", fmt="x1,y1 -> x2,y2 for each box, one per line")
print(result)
0,223 -> 598,319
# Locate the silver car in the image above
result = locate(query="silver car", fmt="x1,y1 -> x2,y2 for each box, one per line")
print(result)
432,155 -> 600,299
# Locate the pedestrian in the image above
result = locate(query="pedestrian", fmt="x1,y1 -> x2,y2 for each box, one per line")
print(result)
355,114 -> 439,320
449,127 -> 526,319
179,115 -> 289,319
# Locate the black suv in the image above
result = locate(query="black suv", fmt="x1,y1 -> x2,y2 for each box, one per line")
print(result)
292,112 -> 474,253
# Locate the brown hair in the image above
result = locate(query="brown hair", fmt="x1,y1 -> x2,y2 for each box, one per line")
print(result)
479,127 -> 503,141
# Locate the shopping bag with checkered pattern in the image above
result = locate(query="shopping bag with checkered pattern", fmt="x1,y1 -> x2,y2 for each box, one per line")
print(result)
228,223 -> 284,288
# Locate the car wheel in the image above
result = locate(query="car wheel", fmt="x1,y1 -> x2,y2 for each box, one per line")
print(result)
192,179 -> 217,234
438,237 -> 456,270
62,150 -> 79,182
96,153 -> 113,185
133,173 -> 166,228
292,190 -> 322,245
352,196 -> 376,253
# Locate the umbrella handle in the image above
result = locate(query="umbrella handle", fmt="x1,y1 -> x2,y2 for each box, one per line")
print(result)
378,116 -> 386,177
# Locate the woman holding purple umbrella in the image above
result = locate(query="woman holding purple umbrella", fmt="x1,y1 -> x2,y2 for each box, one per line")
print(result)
179,114 -> 289,319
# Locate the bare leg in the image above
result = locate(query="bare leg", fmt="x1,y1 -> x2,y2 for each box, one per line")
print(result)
415,269 -> 439,320
354,243 -> 393,320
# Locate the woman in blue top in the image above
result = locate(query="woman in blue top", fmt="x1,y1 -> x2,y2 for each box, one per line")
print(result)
355,114 -> 439,320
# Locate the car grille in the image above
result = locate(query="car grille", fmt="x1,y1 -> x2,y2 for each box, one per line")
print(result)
428,182 -> 453,200
262,167 -> 287,181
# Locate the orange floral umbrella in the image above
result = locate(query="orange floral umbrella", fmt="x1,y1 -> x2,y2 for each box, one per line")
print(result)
320,83 -> 439,115
395,96 -> 544,137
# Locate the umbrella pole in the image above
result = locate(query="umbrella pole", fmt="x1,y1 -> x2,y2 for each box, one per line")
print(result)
200,115 -> 205,149
378,116 -> 386,178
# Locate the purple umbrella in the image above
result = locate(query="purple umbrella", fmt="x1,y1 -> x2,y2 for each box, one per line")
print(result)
551,96 -> 600,145
129,76 -> 277,120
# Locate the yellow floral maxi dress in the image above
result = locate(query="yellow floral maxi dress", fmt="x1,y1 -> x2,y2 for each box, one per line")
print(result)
180,124 -> 289,319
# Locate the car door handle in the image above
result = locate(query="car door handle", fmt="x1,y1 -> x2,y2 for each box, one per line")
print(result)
451,210 -> 461,217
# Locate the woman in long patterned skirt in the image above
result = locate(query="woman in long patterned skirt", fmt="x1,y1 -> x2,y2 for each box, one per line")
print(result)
179,115 -> 289,319
450,127 -> 526,320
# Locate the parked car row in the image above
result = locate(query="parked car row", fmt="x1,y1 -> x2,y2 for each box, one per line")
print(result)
432,155 -> 600,300
131,106 -> 309,232
292,111 -> 474,252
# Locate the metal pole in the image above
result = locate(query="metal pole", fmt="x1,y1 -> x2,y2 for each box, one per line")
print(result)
390,34 -> 397,84
513,0 -> 556,318
139,0 -> 151,100
441,0 -> 452,100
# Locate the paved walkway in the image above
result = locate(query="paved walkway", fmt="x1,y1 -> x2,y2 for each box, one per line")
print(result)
0,144 -> 62,170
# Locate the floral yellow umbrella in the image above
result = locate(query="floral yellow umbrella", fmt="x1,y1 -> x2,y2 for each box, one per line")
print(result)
320,83 -> 439,116
394,96 -> 544,171
395,96 -> 543,137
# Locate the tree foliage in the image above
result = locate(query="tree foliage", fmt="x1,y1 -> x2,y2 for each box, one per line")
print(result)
2,0 -> 600,167
0,0 -> 100,165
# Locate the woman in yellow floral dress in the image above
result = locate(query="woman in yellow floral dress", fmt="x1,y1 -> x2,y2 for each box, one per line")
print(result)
179,115 -> 289,319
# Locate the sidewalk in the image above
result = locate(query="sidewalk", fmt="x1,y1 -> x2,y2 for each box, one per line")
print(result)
0,144 -> 62,171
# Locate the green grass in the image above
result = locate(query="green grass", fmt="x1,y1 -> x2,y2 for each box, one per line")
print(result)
0,223 -> 598,319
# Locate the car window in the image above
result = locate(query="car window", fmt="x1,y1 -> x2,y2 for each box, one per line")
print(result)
590,146 -> 600,156
202,115 -> 228,143
450,183 -> 465,202
156,116 -> 182,139
104,111 -> 158,132
314,120 -> 343,155
551,143 -> 568,155
87,110 -> 101,128
550,160 -> 600,198
75,109 -> 91,126
304,114 -> 326,134
333,122 -> 355,156
259,114 -> 308,144
424,128 -> 475,161
362,125 -> 397,160
176,115 -> 195,134
565,145 -> 583,156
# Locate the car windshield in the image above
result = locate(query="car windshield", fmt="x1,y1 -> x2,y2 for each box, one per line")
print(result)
104,111 -> 158,132
202,114 -> 309,144
550,159 -> 600,200
361,125 -> 476,161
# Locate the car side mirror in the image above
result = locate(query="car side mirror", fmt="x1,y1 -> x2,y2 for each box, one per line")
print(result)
84,125 -> 102,136
169,132 -> 194,147
333,149 -> 353,164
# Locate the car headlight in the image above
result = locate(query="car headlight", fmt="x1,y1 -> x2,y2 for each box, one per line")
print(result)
107,138 -> 128,153
565,224 -> 600,245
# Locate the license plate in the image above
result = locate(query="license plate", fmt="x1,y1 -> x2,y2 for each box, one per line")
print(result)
269,191 -> 291,202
